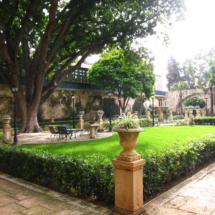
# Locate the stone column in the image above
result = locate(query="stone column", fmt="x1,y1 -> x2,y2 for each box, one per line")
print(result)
90,124 -> 98,139
169,109 -> 173,121
184,110 -> 189,120
189,110 -> 193,120
78,115 -> 84,129
112,159 -> 146,214
157,108 -> 164,122
134,111 -> 138,116
196,109 -> 201,118
51,115 -> 55,122
2,118 -> 13,143
92,111 -> 96,121
146,111 -> 150,119
97,114 -> 104,132
201,109 -> 206,116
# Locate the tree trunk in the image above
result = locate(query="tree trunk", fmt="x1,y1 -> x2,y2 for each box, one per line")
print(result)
17,89 -> 43,133
210,86 -> 213,116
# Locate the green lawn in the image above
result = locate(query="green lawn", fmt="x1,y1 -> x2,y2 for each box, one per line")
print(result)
16,125 -> 215,160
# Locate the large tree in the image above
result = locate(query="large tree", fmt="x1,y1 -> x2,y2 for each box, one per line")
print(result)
88,49 -> 155,113
166,56 -> 182,90
0,0 -> 185,132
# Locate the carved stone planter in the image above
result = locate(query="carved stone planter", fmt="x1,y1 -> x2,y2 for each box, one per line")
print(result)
113,128 -> 144,162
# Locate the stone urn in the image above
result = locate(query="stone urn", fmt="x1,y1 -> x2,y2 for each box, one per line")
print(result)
2,116 -> 12,142
3,117 -> 11,125
113,127 -> 144,162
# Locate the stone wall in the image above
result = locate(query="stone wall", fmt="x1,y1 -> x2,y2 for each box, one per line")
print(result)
0,86 -> 136,120
166,88 -> 211,114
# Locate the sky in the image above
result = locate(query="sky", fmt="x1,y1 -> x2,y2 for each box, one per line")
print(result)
88,0 -> 215,91
143,0 -> 215,91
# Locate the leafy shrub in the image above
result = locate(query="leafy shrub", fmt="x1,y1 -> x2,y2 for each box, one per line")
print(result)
103,120 -> 117,130
142,133 -> 215,197
0,147 -> 114,203
194,117 -> 215,125
173,115 -> 184,120
139,118 -> 152,127
114,113 -> 140,129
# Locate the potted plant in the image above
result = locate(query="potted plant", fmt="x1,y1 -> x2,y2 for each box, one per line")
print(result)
113,113 -> 143,161
97,110 -> 104,115
2,115 -> 11,123
79,111 -> 85,115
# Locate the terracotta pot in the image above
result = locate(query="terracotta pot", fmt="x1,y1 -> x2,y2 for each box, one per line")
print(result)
113,128 -> 144,161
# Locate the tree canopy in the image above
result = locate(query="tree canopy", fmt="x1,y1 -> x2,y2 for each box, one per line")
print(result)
183,96 -> 206,109
166,49 -> 215,91
0,0 -> 185,132
88,49 -> 155,112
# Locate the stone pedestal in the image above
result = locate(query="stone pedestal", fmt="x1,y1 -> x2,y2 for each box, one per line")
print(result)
90,123 -> 99,139
184,110 -> 188,120
169,110 -> 173,121
146,111 -> 150,119
112,159 -> 146,214
2,118 -> 13,142
97,114 -> 104,132
134,111 -> 138,116
78,115 -> 84,129
50,116 -> 55,122
196,109 -> 201,118
201,109 -> 206,116
154,106 -> 168,122
189,110 -> 193,120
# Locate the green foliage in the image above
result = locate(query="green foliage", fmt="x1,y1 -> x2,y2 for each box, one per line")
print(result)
143,133 -> 215,196
0,0 -> 185,132
0,146 -> 114,203
88,49 -> 155,111
167,50 -> 215,91
184,96 -> 206,108
194,117 -> 215,125
209,57 -> 215,86
175,120 -> 195,126
139,118 -> 152,127
113,113 -> 140,129
166,57 -> 182,90
173,115 -> 184,120
170,81 -> 188,91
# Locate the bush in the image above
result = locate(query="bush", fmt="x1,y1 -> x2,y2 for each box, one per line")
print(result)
1,132 -> 215,204
139,118 -> 152,127
194,117 -> 215,125
173,115 -> 184,120
0,147 -> 114,203
142,133 -> 215,197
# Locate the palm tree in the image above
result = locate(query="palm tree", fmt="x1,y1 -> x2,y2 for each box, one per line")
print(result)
170,81 -> 189,114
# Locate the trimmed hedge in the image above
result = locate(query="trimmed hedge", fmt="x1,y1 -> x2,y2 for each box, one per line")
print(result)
194,117 -> 215,125
0,148 -> 114,203
0,132 -> 215,203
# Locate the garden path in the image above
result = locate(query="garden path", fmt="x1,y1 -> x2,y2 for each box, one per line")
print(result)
15,131 -> 112,145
